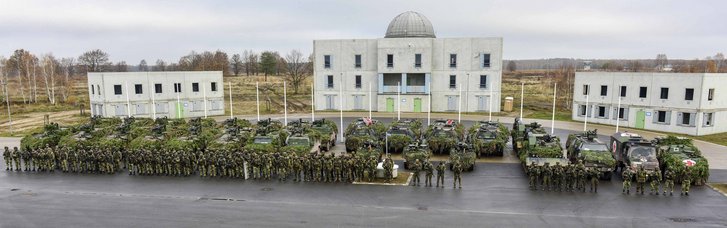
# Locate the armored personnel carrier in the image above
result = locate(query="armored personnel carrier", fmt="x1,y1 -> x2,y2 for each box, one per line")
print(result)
653,136 -> 709,186
402,140 -> 431,169
566,130 -> 616,180
448,142 -> 476,171
467,121 -> 509,157
425,119 -> 462,155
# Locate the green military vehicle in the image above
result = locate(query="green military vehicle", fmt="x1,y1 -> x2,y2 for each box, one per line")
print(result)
402,140 -> 431,169
384,120 -> 418,154
448,142 -> 476,171
467,121 -> 509,157
344,118 -> 383,152
283,119 -> 321,156
425,119 -> 463,155
610,132 -> 660,174
511,118 -> 547,154
566,130 -> 616,180
653,136 -> 709,186
310,119 -> 338,151
521,133 -> 568,169
246,118 -> 288,154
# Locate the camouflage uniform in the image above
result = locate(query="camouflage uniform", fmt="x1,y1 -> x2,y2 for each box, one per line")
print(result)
436,162 -> 445,188
384,158 -> 393,182
622,169 -> 632,194
528,162 -> 539,190
553,162 -> 563,191
589,168 -> 599,193
663,169 -> 675,196
3,147 -> 10,171
681,167 -> 691,196
412,159 -> 422,186
453,161 -> 462,189
636,166 -> 647,195
541,163 -> 552,191
650,168 -> 661,195
424,161 -> 433,187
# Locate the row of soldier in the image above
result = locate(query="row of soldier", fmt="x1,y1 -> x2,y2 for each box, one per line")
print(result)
409,159 -> 463,188
527,161 -> 602,192
622,166 -> 692,196
4,146 -> 123,174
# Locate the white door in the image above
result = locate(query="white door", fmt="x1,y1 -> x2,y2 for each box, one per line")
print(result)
353,95 -> 362,110
115,105 -> 126,116
447,96 -> 457,111
477,96 -> 488,111
135,104 -> 146,115
326,95 -> 336,110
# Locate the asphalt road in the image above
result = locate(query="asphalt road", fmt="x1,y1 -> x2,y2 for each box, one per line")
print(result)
1,117 -> 726,227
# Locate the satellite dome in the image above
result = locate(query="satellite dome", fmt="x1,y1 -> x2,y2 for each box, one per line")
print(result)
384,11 -> 436,38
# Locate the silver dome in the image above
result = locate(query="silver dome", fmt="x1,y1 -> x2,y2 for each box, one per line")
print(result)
384,11 -> 436,38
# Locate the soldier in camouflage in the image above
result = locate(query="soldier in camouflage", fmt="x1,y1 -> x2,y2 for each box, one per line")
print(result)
436,161 -> 445,188
636,166 -> 647,195
663,168 -> 675,196
622,168 -> 633,194
681,166 -> 691,196
424,160 -> 433,187
412,159 -> 422,186
650,167 -> 661,195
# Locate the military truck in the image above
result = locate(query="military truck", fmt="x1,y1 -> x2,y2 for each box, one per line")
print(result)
310,119 -> 338,151
344,118 -> 383,152
402,140 -> 431,169
520,133 -> 568,170
653,136 -> 709,186
425,119 -> 463,155
467,121 -> 509,157
448,142 -> 476,171
609,132 -> 659,173
384,121 -> 418,154
566,130 -> 616,180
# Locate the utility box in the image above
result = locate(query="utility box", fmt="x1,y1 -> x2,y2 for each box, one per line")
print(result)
504,97 -> 514,112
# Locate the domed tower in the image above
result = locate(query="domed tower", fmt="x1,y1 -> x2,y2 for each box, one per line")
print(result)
384,11 -> 436,38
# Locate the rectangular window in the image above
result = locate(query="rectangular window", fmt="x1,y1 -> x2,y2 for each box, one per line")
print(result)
174,83 -> 181,93
414,54 -> 422,68
113,85 -> 122,95
660,87 -> 669,99
708,88 -> 714,101
618,108 -> 626,119
682,113 -> 691,125
355,75 -> 362,89
620,86 -> 627,97
324,55 -> 331,68
327,75 -> 334,88
134,84 -> 143,94
579,105 -> 587,116
97,85 -> 101,95
684,88 -> 694,101
91,85 -> 95,95
192,83 -> 199,92
482,53 -> 491,68
449,54 -> 457,68
639,87 -> 647,98
479,75 -> 487,89
582,85 -> 589,95
704,113 -> 714,126
600,85 -> 608,96
155,84 -> 162,94
656,111 -> 668,123
597,106 -> 606,118
449,75 -> 456,89
354,54 -> 361,68
211,82 -> 217,92
387,54 -> 394,67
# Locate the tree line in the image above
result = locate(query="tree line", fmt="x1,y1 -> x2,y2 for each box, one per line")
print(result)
504,53 -> 727,73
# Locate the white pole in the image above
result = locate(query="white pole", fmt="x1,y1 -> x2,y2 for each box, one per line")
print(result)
311,82 -> 315,122
551,82 -> 557,135
151,84 -> 156,119
520,82 -> 524,119
256,81 -> 260,122
229,81 -> 233,119
283,81 -> 287,126
488,84 -> 493,122
176,92 -> 181,119
339,73 -> 343,143
368,83 -> 372,119
125,81 -> 131,118
458,83 -> 462,123
616,90 -> 622,133
203,83 -> 208,118
397,82 -> 401,121
584,91 -> 589,131
427,83 -> 431,126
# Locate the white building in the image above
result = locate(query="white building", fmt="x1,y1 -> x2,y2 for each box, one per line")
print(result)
87,71 -> 224,118
572,72 -> 727,136
313,11 -> 503,113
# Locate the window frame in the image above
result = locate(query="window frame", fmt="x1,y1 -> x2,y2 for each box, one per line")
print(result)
211,82 -> 218,92
174,83 -> 182,93
155,83 -> 163,94
324,55 -> 331,68
704,112 -> 714,127
91,85 -> 95,95
354,54 -> 361,68
479,75 -> 487,89
449,75 -> 456,89
326,75 -> 334,89
414,54 -> 422,68
449,54 -> 457,68
482,53 -> 491,68
639,87 -> 648,98
600,85 -> 608,96
660,87 -> 669,99
355,75 -> 362,89
134,84 -> 143,95
684,88 -> 694,101
583,84 -> 589,95
113,85 -> 122,95
620,86 -> 627,97
192,82 -> 200,92
386,54 -> 394,68
708,88 -> 714,101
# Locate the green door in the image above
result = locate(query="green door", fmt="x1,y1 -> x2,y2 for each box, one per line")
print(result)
176,101 -> 185,118
635,110 -> 645,129
386,98 -> 395,112
413,98 -> 422,112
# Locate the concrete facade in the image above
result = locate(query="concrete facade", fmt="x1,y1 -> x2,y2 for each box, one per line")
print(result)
572,72 -> 727,136
87,71 -> 224,118
313,12 -> 503,114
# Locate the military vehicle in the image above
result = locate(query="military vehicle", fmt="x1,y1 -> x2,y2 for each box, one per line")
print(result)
344,118 -> 383,152
520,133 -> 567,169
310,119 -> 338,151
653,136 -> 709,185
246,118 -> 288,154
511,118 -> 547,154
284,119 -> 321,155
208,117 -> 251,151
402,140 -> 431,169
609,132 -> 659,173
448,142 -> 476,171
566,130 -> 616,180
467,121 -> 509,157
384,120 -> 419,153
425,119 -> 463,155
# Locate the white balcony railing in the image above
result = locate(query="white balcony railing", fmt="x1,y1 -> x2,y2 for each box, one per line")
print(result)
407,86 -> 425,93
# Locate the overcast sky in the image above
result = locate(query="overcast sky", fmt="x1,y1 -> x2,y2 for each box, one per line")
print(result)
1,0 -> 725,64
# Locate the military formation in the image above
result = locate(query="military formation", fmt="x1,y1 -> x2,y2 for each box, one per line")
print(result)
527,161 -> 601,192
621,166 -> 692,196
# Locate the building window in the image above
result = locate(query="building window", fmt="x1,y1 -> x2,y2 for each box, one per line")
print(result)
582,85 -> 589,95
620,86 -> 627,97
324,55 -> 331,68
449,54 -> 457,68
482,53 -> 491,68
327,75 -> 334,89
91,85 -> 95,95
387,54 -> 394,68
708,88 -> 714,101
597,106 -> 607,118
155,84 -> 162,94
684,88 -> 694,101
414,54 -> 422,68
704,112 -> 714,127
355,75 -> 362,89
639,87 -> 647,98
479,75 -> 487,89
211,82 -> 217,92
174,83 -> 182,93
660,87 -> 669,99
679,112 -> 693,126
617,107 -> 628,120
113,85 -> 122,95
600,85 -> 608,96
134,84 -> 143,94
97,85 -> 101,95
655,110 -> 670,124
192,83 -> 200,92
354,54 -> 361,68
449,75 -> 456,89
579,105 -> 587,116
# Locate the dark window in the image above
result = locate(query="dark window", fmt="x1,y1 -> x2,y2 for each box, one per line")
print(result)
354,55 -> 361,68
482,54 -> 491,68
355,75 -> 362,89
657,111 -> 667,123
449,54 -> 457,68
97,85 -> 100,95
639,87 -> 647,98
479,75 -> 487,89
174,83 -> 181,93
113,85 -> 122,95
155,84 -> 162,94
598,106 -> 606,117
682,113 -> 691,125
90,85 -> 95,95
620,86 -> 627,97
685,88 -> 694,101
414,54 -> 422,68
600,85 -> 608,96
449,75 -> 456,89
618,108 -> 625,119
327,75 -> 334,88
580,105 -> 587,116
583,85 -> 589,95
708,88 -> 714,101
134,84 -> 143,94
211,82 -> 217,92
324,55 -> 331,68
660,87 -> 669,99
192,83 -> 199,92
387,54 -> 393,67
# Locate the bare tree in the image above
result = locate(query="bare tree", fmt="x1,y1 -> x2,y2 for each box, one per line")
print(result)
9,49 -> 33,103
59,58 -> 75,102
154,59 -> 166,71
41,54 -> 58,104
139,59 -> 149,72
655,54 -> 668,70
115,61 -> 128,72
244,50 -> 258,76
284,50 -> 311,94
714,53 -> 725,73
78,49 -> 110,72
0,56 -> 7,104
230,54 -> 243,76
506,61 -> 517,72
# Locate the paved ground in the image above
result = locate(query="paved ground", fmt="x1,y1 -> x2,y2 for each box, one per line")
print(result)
1,114 -> 726,227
